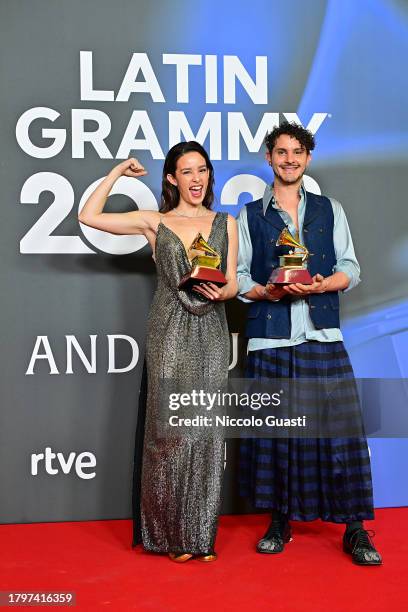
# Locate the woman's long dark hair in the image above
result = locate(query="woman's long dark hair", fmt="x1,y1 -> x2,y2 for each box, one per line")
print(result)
160,141 -> 215,212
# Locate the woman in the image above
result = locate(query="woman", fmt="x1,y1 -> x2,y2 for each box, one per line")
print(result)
79,141 -> 238,562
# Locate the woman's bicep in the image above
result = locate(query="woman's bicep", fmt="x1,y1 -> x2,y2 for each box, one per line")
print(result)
79,210 -> 158,235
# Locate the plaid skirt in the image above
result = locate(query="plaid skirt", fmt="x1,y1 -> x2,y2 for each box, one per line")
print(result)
239,342 -> 374,523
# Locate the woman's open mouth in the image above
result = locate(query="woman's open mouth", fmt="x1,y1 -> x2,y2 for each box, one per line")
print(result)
190,186 -> 203,198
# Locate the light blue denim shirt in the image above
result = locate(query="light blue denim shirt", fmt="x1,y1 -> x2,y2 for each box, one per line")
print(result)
237,184 -> 361,351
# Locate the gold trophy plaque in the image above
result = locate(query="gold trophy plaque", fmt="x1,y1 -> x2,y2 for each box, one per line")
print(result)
178,233 -> 227,290
268,228 -> 313,285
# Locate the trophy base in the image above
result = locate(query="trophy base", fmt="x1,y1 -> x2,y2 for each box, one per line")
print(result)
268,267 -> 313,285
178,266 -> 227,290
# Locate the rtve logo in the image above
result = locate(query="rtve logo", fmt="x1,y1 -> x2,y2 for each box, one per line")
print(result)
31,447 -> 96,480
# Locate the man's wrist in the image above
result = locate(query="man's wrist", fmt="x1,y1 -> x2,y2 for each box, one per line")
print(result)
319,278 -> 329,293
255,285 -> 269,300
257,285 -> 280,302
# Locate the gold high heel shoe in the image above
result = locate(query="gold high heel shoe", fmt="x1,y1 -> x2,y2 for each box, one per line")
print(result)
168,552 -> 193,563
195,552 -> 217,562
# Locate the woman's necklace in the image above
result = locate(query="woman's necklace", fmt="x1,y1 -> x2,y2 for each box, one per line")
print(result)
172,207 -> 208,219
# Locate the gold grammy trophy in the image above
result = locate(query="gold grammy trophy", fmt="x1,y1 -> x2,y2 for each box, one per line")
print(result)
178,233 -> 227,290
268,228 -> 313,285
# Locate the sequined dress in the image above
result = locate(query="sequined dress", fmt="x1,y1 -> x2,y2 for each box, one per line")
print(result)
139,212 -> 229,555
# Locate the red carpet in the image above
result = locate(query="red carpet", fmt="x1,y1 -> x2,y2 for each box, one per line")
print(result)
1,509 -> 407,611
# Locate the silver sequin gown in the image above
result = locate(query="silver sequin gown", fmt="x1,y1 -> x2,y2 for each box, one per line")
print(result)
140,212 -> 229,555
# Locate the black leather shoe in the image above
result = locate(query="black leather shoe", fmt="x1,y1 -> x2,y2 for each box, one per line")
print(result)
257,518 -> 292,554
343,528 -> 382,565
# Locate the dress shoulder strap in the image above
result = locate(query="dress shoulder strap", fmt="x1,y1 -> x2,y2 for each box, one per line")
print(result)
215,211 -> 229,232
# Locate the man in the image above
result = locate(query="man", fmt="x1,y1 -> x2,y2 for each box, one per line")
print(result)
237,122 -> 382,565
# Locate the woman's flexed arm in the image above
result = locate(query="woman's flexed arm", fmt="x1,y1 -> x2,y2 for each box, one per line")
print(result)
78,158 -> 159,235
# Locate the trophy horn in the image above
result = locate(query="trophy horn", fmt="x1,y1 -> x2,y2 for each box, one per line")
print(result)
188,233 -> 219,258
268,228 -> 313,285
178,232 -> 226,290
276,228 -> 308,261
187,233 -> 221,267
276,227 -> 302,249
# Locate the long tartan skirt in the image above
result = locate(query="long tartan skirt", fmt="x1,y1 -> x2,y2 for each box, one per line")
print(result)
239,341 -> 374,523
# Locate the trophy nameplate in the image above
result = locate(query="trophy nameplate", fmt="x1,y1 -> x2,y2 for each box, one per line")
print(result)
268,228 -> 313,285
178,233 -> 227,290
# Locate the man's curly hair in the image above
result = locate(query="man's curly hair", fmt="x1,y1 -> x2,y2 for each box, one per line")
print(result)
264,121 -> 315,154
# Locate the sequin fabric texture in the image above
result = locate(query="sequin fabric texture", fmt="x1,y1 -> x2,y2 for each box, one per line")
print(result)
140,212 -> 229,555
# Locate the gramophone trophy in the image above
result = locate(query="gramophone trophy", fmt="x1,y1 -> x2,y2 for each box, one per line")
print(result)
268,228 -> 313,285
178,233 -> 227,290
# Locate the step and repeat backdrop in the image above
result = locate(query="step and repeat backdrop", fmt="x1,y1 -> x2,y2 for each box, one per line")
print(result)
1,0 -> 407,523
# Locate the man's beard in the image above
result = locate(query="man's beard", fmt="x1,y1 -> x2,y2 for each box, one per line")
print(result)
275,167 -> 305,185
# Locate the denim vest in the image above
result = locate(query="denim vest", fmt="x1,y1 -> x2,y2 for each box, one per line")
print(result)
245,192 -> 340,339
